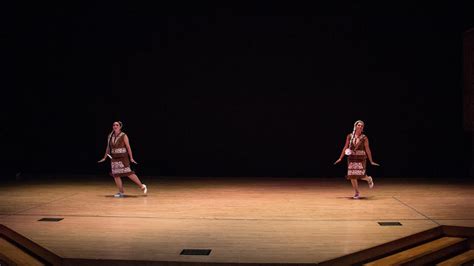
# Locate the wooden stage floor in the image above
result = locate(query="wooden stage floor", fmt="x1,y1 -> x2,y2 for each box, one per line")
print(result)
0,176 -> 473,264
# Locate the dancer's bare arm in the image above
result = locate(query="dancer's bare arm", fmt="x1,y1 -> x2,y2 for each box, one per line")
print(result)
124,134 -> 137,164
334,134 -> 350,164
98,137 -> 110,163
364,137 -> 379,166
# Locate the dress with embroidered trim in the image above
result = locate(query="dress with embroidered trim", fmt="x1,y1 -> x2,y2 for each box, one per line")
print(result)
108,132 -> 135,177
345,133 -> 368,180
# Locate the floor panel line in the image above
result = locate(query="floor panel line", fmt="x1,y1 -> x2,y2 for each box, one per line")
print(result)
1,213 -> 439,222
392,196 -> 440,226
4,193 -> 80,217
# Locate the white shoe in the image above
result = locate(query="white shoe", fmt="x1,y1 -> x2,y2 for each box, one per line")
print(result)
142,184 -> 147,195
353,192 -> 360,199
114,192 -> 124,198
367,176 -> 374,189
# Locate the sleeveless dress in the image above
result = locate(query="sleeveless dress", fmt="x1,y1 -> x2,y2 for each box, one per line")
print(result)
346,133 -> 368,180
108,132 -> 135,177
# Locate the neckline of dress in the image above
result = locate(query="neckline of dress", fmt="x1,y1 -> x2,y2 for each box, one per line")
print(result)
353,134 -> 364,148
112,132 -> 124,144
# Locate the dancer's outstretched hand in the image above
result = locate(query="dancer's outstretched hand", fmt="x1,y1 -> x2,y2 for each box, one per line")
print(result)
97,158 -> 106,163
370,161 -> 380,166
131,159 -> 138,164
334,158 -> 342,165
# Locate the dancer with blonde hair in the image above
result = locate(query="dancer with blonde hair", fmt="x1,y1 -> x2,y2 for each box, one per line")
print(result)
334,120 -> 379,199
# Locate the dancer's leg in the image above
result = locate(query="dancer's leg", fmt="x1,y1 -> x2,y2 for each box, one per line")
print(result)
113,176 -> 124,193
127,174 -> 147,194
113,176 -> 125,197
350,179 -> 360,198
361,175 -> 374,188
127,174 -> 143,187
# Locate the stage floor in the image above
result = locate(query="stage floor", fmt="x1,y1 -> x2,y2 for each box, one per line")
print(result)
0,176 -> 473,264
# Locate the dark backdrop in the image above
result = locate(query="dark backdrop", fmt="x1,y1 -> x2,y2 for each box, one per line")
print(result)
3,2 -> 474,179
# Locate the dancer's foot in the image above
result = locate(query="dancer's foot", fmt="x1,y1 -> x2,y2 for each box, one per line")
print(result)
353,192 -> 360,199
141,184 -> 147,195
367,176 -> 374,189
114,192 -> 124,198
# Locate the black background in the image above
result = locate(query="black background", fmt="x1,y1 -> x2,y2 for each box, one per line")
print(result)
3,2 -> 474,179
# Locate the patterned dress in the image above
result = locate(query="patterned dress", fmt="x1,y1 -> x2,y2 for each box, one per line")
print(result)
346,133 -> 368,180
108,132 -> 135,177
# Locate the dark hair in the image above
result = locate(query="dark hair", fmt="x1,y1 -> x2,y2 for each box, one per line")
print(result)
108,121 -> 124,155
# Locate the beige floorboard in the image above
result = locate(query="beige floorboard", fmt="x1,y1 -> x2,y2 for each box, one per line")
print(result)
0,215 -> 438,263
0,177 -> 472,264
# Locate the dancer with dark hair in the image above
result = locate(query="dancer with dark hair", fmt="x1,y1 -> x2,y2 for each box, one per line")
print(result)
334,120 -> 379,199
98,121 -> 147,197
